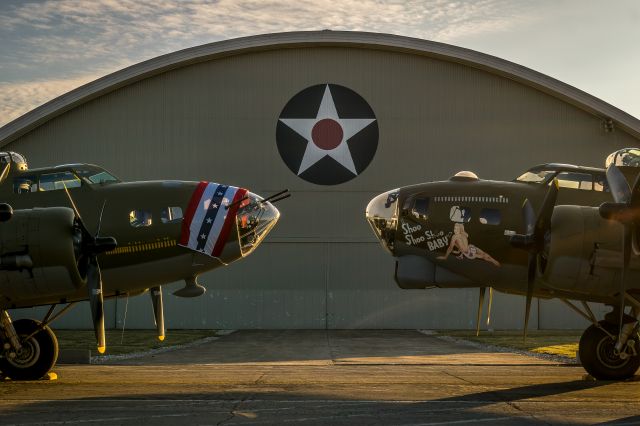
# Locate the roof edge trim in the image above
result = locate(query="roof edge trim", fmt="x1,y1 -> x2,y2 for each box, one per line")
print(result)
2,30 -> 639,145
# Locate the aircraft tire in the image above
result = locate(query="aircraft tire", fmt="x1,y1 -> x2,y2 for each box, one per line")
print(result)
579,322 -> 640,381
0,319 -> 58,380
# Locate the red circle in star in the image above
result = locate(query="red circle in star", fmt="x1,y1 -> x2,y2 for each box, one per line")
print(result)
311,119 -> 343,150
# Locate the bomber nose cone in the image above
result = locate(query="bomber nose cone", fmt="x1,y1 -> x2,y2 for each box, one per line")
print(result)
236,192 -> 281,257
366,188 -> 400,253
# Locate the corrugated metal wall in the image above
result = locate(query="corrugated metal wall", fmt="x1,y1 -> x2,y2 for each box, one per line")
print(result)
8,45 -> 638,329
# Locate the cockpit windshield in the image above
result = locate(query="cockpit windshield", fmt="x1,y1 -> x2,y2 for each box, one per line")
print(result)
236,193 -> 280,257
515,169 -> 555,184
73,166 -> 120,185
366,188 -> 400,253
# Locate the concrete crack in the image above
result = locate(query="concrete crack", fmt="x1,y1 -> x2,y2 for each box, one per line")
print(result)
216,395 -> 251,426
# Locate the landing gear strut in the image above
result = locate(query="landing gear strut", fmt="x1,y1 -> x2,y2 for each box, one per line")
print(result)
0,311 -> 58,380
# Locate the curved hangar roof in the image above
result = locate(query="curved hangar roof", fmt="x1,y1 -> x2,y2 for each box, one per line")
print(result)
1,30 -> 640,146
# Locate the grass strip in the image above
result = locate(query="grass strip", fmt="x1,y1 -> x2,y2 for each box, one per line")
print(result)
438,330 -> 581,359
55,329 -> 218,357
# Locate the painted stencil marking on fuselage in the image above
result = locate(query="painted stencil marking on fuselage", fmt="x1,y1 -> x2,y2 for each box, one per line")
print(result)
434,196 -> 509,204
105,238 -> 177,255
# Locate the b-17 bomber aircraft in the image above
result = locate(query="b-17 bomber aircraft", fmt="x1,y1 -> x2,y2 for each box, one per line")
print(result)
366,148 -> 640,380
0,152 -> 288,380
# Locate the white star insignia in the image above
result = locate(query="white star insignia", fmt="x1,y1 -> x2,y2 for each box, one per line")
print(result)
200,233 -> 207,240
279,84 -> 375,176
206,218 -> 212,224
212,203 -> 218,209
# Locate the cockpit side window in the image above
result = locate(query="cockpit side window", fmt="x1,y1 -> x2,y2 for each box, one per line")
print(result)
593,175 -> 610,192
411,198 -> 429,220
39,171 -> 81,191
130,209 -> 152,227
13,176 -> 38,194
516,170 -> 554,184
161,207 -> 183,224
556,172 -> 593,190
479,208 -> 501,225
75,169 -> 119,184
449,206 -> 471,223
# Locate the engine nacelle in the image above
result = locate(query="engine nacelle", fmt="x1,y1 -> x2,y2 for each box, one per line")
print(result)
542,205 -> 640,298
0,207 -> 84,304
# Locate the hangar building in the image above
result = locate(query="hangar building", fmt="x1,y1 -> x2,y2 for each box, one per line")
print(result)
3,31 -> 640,330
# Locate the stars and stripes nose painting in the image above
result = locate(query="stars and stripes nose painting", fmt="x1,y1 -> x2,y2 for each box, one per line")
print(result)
179,182 -> 247,258
276,84 -> 379,185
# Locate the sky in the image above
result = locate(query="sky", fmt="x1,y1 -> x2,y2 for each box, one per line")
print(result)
1,0 -> 639,128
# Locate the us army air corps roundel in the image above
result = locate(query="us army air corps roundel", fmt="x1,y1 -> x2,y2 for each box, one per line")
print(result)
276,84 -> 379,185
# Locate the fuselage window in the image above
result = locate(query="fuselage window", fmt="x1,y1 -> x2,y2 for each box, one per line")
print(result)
130,209 -> 152,227
39,171 -> 81,191
13,176 -> 38,194
161,207 -> 183,224
411,198 -> 429,220
556,172 -> 593,190
449,206 -> 471,223
479,208 -> 501,225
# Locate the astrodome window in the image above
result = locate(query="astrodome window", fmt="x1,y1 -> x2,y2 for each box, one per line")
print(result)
606,148 -> 640,168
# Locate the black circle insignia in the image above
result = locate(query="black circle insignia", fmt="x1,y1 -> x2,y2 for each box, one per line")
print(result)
276,84 -> 378,185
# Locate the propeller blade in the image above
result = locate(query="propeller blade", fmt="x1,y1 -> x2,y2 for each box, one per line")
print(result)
631,171 -> 640,207
618,224 -> 632,337
150,286 -> 165,341
607,164 -> 632,204
95,200 -> 107,237
87,260 -> 106,354
486,287 -> 493,327
523,199 -> 535,235
476,287 -> 486,336
534,179 -> 559,244
523,253 -> 536,342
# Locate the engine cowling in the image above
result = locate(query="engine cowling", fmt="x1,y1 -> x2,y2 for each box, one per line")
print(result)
542,205 -> 640,298
0,207 -> 85,304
